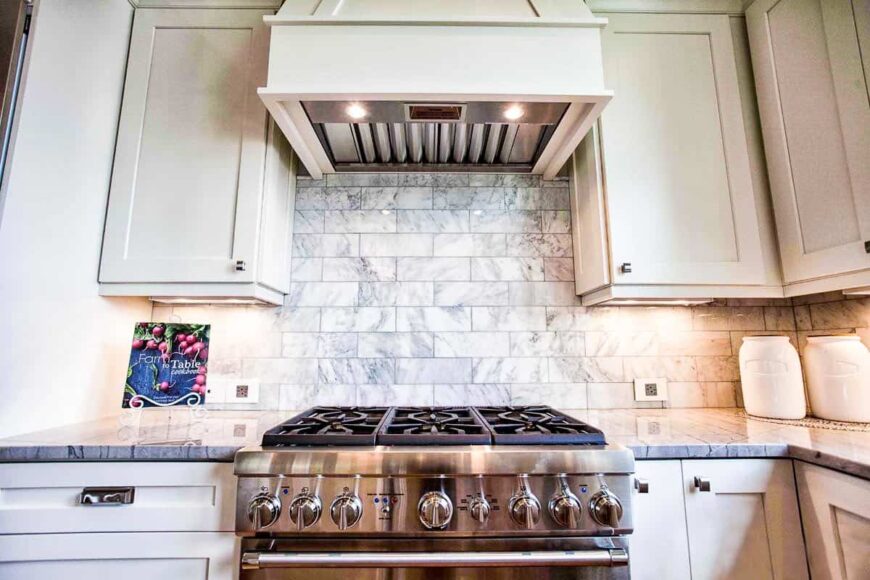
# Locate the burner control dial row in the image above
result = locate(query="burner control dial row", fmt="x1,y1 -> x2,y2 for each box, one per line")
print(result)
330,493 -> 363,530
288,492 -> 322,531
418,491 -> 453,530
590,488 -> 623,528
247,492 -> 281,529
468,495 -> 491,525
549,488 -> 582,528
508,490 -> 542,529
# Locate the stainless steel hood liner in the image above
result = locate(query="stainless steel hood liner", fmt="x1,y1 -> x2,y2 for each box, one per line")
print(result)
260,0 -> 612,179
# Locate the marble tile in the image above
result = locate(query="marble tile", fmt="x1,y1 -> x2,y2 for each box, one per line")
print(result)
325,210 -> 397,233
542,210 -> 571,233
286,282 -> 358,307
279,384 -> 356,409
397,358 -> 472,384
296,176 -> 326,187
242,358 -> 319,384
506,234 -> 572,258
471,257 -> 545,281
434,186 -> 507,209
504,187 -> 569,212
292,234 -> 359,258
290,258 -> 323,281
360,234 -> 433,257
587,383 -> 662,409
810,298 -> 870,329
358,282 -> 433,306
397,210 -> 470,233
692,306 -> 765,331
357,384 -> 435,406
659,331 -> 732,356
509,282 -> 580,306
472,357 -> 547,383
434,282 -> 510,306
695,356 -> 740,381
549,357 -> 624,382
397,257 -> 470,281
472,306 -> 547,331
668,382 -> 738,408
361,186 -> 433,210
433,233 -> 507,257
323,258 -> 397,282
282,333 -> 357,358
791,290 -> 845,306
544,258 -> 574,281
398,173 -> 470,187
432,383 -> 511,405
296,186 -> 361,210
327,173 -> 398,187
318,358 -> 395,384
321,307 -> 396,332
433,332 -> 510,357
794,305 -> 812,331
546,307 -> 592,331
511,383 -> 587,408
272,308 -> 321,332
622,356 -> 698,382
358,332 -> 434,358
585,332 -> 659,356
470,210 -> 541,233
469,174 -> 540,187
294,210 -> 324,233
763,306 -> 796,330
397,306 -> 471,331
510,332 -> 585,356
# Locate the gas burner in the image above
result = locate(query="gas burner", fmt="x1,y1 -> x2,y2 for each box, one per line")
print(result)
379,407 -> 491,445
475,406 -> 606,445
261,407 -> 389,446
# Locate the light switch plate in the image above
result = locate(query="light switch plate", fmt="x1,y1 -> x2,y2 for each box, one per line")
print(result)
634,378 -> 668,402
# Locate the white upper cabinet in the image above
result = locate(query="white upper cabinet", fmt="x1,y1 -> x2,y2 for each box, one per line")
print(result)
572,12 -> 782,304
99,9 -> 294,305
746,0 -> 870,294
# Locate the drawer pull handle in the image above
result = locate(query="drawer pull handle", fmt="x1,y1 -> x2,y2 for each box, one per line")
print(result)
693,477 -> 711,492
634,478 -> 649,494
79,487 -> 135,506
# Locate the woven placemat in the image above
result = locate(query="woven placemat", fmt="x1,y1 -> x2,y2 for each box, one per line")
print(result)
738,410 -> 870,432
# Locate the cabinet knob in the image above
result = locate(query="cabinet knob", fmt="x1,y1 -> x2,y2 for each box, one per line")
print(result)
235,260 -> 247,272
634,478 -> 649,494
864,241 -> 869,254
693,476 -> 711,492
619,262 -> 632,274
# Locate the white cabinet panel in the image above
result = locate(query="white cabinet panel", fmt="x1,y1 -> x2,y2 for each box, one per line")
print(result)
0,532 -> 238,580
795,462 -> 870,580
598,13 -> 764,286
99,8 -> 293,302
629,461 -> 691,580
747,0 -> 870,288
0,462 -> 235,534
682,459 -> 808,580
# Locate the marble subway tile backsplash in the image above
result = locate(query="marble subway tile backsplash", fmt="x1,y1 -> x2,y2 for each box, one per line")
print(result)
152,173 -> 870,411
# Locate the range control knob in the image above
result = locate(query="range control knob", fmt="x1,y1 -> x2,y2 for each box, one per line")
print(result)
330,494 -> 363,530
549,490 -> 582,528
509,492 -> 542,529
590,489 -> 623,528
418,491 -> 453,530
468,495 -> 491,525
288,493 -> 322,531
247,492 -> 281,529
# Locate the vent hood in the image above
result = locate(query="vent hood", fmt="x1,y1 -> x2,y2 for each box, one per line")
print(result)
260,0 -> 611,179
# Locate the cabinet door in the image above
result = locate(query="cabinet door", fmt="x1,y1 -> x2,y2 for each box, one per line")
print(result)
0,532 -> 238,580
746,0 -> 870,284
100,9 -> 270,284
795,462 -> 870,579
629,461 -> 691,580
598,13 -> 765,285
682,459 -> 808,580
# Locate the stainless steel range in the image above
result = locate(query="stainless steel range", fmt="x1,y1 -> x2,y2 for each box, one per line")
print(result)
234,406 -> 636,579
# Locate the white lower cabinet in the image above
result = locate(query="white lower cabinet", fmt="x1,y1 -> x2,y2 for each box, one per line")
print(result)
0,532 -> 239,580
795,462 -> 870,579
682,459 -> 808,580
629,461 -> 691,580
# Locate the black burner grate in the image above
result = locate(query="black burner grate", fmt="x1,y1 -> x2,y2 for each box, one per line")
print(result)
261,407 -> 389,446
474,406 -> 606,445
378,407 -> 492,445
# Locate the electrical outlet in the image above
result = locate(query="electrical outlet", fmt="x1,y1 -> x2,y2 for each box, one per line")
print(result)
634,378 -> 668,402
225,379 -> 259,405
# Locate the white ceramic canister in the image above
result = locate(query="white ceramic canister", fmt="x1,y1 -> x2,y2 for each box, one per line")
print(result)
804,335 -> 870,423
738,336 -> 806,419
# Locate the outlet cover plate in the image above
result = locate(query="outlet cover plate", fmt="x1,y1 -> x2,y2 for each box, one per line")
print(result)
226,379 -> 260,405
634,378 -> 668,402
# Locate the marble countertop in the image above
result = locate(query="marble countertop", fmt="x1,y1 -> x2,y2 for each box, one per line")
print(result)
0,408 -> 868,480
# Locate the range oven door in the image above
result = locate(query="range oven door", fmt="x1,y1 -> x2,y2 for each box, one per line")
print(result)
240,537 -> 630,580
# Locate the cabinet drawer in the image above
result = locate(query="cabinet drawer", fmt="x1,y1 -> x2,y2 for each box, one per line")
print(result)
0,462 -> 235,534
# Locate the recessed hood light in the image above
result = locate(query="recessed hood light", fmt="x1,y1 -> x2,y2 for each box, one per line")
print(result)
345,104 -> 368,120
503,105 -> 524,121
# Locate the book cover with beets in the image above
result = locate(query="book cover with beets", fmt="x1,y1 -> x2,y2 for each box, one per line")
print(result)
123,323 -> 210,408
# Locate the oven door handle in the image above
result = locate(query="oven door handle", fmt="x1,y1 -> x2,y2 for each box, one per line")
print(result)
241,549 -> 629,569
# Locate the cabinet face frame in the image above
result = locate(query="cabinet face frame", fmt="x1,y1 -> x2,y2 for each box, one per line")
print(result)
746,0 -> 870,285
100,9 -> 271,284
596,12 -> 765,286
